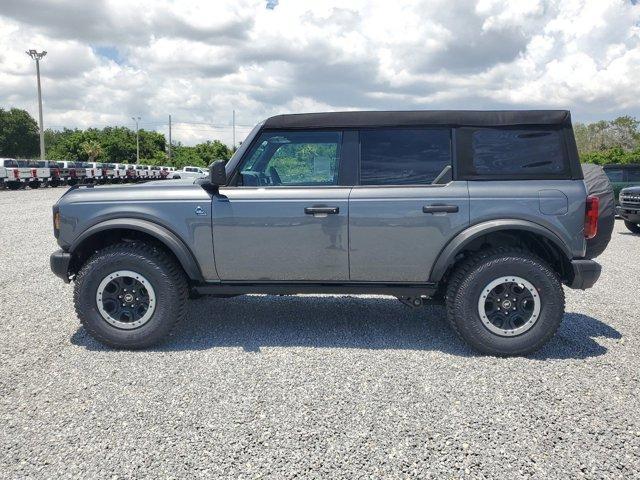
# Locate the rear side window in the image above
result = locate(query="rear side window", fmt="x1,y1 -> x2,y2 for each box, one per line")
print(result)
458,128 -> 569,178
359,128 -> 451,185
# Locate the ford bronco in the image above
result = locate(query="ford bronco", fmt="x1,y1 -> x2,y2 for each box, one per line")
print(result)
50,110 -> 612,355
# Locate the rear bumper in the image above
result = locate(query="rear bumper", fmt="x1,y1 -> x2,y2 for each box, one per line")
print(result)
50,249 -> 71,283
568,259 -> 601,290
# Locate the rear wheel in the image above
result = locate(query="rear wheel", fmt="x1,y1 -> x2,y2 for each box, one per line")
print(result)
29,181 -> 41,189
74,242 -> 188,349
625,221 -> 640,234
446,248 -> 564,356
7,182 -> 21,190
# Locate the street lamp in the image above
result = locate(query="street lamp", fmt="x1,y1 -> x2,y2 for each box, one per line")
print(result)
131,116 -> 141,163
26,49 -> 47,160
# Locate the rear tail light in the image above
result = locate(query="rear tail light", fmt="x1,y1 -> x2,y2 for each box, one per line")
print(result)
70,169 -> 76,178
53,206 -> 60,238
52,168 -> 59,176
91,169 -> 95,176
585,195 -> 599,240
32,168 -> 37,177
13,169 -> 19,179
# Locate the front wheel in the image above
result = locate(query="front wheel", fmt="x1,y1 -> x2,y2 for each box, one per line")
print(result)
446,248 -> 564,356
624,221 -> 640,234
74,242 -> 188,349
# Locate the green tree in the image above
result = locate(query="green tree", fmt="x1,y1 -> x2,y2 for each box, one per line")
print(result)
0,108 -> 39,158
81,139 -> 103,162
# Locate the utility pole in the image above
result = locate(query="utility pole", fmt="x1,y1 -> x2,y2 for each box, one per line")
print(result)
131,116 -> 141,163
232,109 -> 236,151
26,49 -> 47,160
168,114 -> 172,161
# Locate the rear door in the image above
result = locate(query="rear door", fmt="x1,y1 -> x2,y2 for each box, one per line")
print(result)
348,128 -> 469,282
212,130 -> 351,281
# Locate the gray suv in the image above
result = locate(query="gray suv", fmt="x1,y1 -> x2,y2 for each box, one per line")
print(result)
50,110 -> 607,355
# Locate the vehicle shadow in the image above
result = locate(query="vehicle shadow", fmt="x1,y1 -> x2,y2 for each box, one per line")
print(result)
71,295 -> 621,359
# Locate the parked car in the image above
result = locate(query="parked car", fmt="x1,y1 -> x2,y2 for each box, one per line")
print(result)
87,162 -> 115,183
603,164 -> 640,208
46,161 -> 67,187
0,159 -> 32,189
134,165 -> 150,179
0,160 -> 7,189
172,166 -> 207,180
61,161 -> 87,185
619,186 -> 640,234
30,161 -> 53,188
51,110 -> 613,355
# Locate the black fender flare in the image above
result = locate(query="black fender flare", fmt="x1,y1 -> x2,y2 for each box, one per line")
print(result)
70,218 -> 203,282
429,219 -> 573,283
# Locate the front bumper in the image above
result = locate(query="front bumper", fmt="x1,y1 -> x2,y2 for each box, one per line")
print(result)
619,206 -> 640,224
50,249 -> 71,283
568,259 -> 601,290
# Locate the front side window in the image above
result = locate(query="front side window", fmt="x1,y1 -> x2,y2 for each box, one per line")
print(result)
239,131 -> 342,186
605,168 -> 624,182
359,128 -> 451,185
626,168 -> 640,182
460,128 -> 567,177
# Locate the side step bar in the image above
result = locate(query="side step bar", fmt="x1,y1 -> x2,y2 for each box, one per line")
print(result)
193,281 -> 438,297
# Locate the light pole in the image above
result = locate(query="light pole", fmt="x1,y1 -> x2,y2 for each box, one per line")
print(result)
131,116 -> 141,163
26,49 -> 47,160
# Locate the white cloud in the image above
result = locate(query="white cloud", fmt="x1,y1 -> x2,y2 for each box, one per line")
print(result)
1,0 -> 639,146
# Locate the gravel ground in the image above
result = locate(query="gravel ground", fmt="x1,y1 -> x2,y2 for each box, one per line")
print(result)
0,187 -> 639,479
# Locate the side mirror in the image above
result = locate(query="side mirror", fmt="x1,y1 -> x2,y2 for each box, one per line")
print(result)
209,160 -> 227,186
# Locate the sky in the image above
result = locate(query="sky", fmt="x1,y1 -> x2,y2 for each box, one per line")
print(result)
1,0 -> 640,146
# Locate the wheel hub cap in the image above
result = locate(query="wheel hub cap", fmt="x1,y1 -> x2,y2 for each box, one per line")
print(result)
477,276 -> 541,337
96,270 -> 156,330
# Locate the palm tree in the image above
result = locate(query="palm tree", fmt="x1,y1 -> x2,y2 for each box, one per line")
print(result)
81,140 -> 103,162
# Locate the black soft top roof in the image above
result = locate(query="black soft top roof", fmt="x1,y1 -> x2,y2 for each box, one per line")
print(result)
263,110 -> 572,129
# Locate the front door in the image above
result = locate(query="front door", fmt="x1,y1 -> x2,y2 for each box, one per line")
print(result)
348,128 -> 470,282
212,130 -> 350,281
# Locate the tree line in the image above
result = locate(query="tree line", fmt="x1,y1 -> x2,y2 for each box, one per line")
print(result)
3,107 -> 640,166
0,108 -> 233,168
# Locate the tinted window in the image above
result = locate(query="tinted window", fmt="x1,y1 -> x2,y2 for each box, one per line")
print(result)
605,168 -> 624,182
240,131 -> 341,186
359,129 -> 451,185
626,168 -> 640,182
464,128 -> 566,176
2,160 -> 17,168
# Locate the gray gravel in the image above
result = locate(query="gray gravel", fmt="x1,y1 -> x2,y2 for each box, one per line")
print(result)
1,187 -> 639,479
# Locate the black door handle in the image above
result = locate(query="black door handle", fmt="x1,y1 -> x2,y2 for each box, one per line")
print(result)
423,204 -> 459,214
305,206 -> 339,215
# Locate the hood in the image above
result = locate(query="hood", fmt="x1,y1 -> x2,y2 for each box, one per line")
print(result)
621,185 -> 640,194
56,178 -> 210,205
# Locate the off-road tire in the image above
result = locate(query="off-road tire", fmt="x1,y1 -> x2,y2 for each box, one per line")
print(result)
74,242 -> 188,349
625,221 -> 640,234
446,247 -> 565,356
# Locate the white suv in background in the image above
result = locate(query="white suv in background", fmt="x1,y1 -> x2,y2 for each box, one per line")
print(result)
172,166 -> 208,180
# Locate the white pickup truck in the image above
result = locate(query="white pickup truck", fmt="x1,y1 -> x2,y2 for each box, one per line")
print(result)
134,165 -> 150,180
61,161 -> 87,185
0,159 -> 43,189
172,166 -> 208,180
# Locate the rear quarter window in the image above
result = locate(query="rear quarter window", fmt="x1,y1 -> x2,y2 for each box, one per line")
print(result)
458,127 -> 570,179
